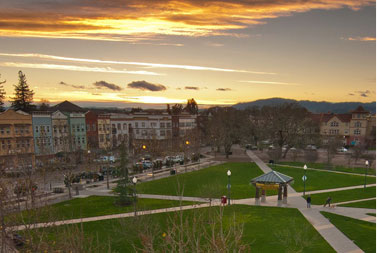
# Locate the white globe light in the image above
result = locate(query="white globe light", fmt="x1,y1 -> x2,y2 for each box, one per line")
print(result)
227,170 -> 231,176
132,177 -> 138,184
365,160 -> 369,166
304,164 -> 307,170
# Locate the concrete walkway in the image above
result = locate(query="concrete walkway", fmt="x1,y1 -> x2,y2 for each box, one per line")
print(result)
246,150 -> 364,253
276,163 -> 376,178
334,197 -> 376,206
12,201 -> 221,232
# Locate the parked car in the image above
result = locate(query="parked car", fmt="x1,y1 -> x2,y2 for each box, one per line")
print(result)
305,145 -> 317,150
337,147 -> 348,153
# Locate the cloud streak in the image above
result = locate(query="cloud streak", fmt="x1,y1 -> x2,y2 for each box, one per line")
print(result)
0,0 -> 373,41
344,36 -> 376,42
0,62 -> 161,75
216,88 -> 232,91
185,86 -> 199,90
93,81 -> 122,91
239,80 -> 300,86
127,80 -> 166,91
0,52 -> 271,74
59,81 -> 85,89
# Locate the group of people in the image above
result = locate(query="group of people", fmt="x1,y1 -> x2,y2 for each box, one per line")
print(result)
306,195 -> 332,208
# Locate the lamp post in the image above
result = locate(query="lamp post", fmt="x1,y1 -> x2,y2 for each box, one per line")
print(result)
185,140 -> 189,172
132,176 -> 138,216
364,160 -> 369,189
227,170 -> 231,205
303,164 -> 307,196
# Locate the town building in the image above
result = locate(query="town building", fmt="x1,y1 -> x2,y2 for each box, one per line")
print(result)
32,111 -> 54,155
51,110 -> 70,153
0,109 -> 35,170
311,106 -> 375,147
110,113 -> 130,148
67,112 -> 87,151
98,114 -> 111,149
85,111 -> 99,150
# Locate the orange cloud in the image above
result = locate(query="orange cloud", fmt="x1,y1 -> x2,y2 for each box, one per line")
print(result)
346,36 -> 376,41
0,0 -> 374,41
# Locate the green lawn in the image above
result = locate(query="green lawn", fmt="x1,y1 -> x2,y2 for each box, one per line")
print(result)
367,213 -> 376,217
27,205 -> 335,252
321,211 -> 376,253
274,165 -> 376,192
279,161 -> 376,175
137,162 -> 265,199
12,196 -> 195,224
339,199 -> 376,209
306,187 -> 376,205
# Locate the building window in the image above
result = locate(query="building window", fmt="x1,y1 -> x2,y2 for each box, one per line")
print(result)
160,122 -> 165,128
47,126 -> 50,132
329,129 -> 339,135
76,125 -> 80,132
354,129 -> 361,135
354,121 -> 362,128
160,130 -> 165,136
35,126 -> 39,133
179,123 -> 185,127
151,122 -> 157,128
117,123 -> 121,130
123,123 -> 127,130
330,121 -> 339,127
82,137 -> 85,144
141,122 -> 145,128
135,129 -> 140,135
142,130 -> 147,136
135,122 -> 139,128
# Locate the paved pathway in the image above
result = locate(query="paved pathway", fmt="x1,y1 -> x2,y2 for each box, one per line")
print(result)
246,150 -> 364,253
334,197 -> 376,206
12,201 -> 221,232
276,163 -> 376,177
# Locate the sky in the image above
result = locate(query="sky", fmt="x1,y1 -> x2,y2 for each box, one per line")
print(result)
0,0 -> 375,108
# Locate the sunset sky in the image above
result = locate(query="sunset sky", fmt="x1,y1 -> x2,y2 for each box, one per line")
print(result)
0,0 -> 375,108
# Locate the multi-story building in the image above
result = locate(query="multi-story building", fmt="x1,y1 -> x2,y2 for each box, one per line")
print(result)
0,109 -> 35,170
98,114 -> 111,149
172,112 -> 198,150
67,112 -> 87,151
51,110 -> 70,153
311,106 -> 375,146
85,111 -> 99,150
32,111 -> 54,155
110,113 -> 130,148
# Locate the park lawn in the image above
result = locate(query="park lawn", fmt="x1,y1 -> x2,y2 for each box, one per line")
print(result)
367,213 -> 376,217
306,187 -> 376,205
30,205 -> 335,252
274,165 -> 376,192
137,162 -> 265,199
12,196 -> 196,224
339,199 -> 376,209
279,161 -> 376,175
321,211 -> 376,253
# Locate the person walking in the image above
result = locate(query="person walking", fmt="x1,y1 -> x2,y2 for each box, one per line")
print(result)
306,195 -> 311,208
324,196 -> 332,207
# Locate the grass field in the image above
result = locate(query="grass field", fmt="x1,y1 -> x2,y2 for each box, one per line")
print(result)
274,165 -> 376,192
279,161 -> 376,175
137,162 -> 265,199
305,187 -> 376,205
137,162 -> 375,199
12,196 -> 195,224
339,199 -> 376,209
28,205 -> 335,252
321,211 -> 376,253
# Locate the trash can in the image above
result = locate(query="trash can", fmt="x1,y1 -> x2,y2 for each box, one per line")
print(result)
221,196 -> 227,204
170,169 -> 176,175
269,160 -> 274,164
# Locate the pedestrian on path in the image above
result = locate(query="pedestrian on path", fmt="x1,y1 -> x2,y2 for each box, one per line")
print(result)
306,195 -> 311,208
324,196 -> 332,207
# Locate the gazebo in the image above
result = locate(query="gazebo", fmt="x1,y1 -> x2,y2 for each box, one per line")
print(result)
250,171 -> 294,206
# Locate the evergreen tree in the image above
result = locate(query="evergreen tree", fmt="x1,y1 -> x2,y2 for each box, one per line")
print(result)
0,75 -> 6,112
114,141 -> 133,206
11,71 -> 35,112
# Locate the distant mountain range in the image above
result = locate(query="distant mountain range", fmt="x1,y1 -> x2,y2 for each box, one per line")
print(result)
233,98 -> 376,114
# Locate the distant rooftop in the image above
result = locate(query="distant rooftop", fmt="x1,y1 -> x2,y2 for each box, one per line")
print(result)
51,100 -> 86,113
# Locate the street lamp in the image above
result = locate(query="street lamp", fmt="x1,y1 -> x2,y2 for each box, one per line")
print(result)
227,170 -> 231,205
132,176 -> 138,216
364,160 -> 369,189
303,164 -> 307,196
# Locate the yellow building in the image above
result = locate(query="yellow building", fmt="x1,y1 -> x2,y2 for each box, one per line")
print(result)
98,114 -> 111,149
0,109 -> 35,170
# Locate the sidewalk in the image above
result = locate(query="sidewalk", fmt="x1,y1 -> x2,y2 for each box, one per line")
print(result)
246,150 -> 364,253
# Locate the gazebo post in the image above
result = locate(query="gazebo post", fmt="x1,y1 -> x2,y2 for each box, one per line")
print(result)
283,184 -> 288,204
277,184 -> 282,206
255,187 -> 260,205
261,188 -> 266,203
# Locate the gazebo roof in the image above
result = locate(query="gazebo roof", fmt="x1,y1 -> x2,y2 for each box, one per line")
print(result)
251,171 -> 293,184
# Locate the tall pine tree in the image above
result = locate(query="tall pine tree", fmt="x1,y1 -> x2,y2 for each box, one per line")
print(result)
0,75 -> 6,112
11,71 -> 35,112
